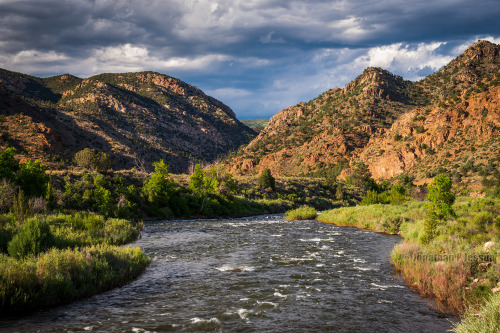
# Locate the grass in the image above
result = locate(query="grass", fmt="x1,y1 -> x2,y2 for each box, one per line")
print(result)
284,205 -> 317,220
318,196 -> 500,328
0,212 -> 148,314
0,245 -> 150,313
317,201 -> 427,234
452,292 -> 500,333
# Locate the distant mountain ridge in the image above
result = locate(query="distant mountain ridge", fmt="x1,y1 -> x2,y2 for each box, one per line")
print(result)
0,69 -> 256,172
240,118 -> 269,132
227,40 -> 500,187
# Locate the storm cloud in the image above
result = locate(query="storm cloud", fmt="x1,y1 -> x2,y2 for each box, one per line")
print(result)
0,0 -> 499,118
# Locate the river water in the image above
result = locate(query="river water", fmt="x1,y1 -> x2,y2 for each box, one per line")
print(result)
1,215 -> 455,332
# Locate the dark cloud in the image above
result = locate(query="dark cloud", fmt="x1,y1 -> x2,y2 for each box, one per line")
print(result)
0,0 -> 499,118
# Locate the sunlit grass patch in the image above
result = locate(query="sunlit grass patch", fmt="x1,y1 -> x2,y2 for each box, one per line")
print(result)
284,206 -> 317,221
453,292 -> 500,333
0,245 -> 150,313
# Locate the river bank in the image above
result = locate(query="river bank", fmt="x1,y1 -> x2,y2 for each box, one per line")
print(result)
317,197 -> 500,332
0,212 -> 150,314
0,216 -> 455,332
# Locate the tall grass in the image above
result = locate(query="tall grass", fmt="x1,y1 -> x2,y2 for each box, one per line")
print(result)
390,242 -> 471,314
0,212 -> 148,314
320,196 -> 500,329
284,206 -> 317,221
453,292 -> 500,333
0,245 -> 150,313
39,213 -> 140,248
317,201 -> 427,234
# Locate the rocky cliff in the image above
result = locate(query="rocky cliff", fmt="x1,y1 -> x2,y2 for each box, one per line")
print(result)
0,70 -> 256,172
228,41 -> 500,186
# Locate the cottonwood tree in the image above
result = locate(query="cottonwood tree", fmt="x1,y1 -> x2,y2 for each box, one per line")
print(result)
422,174 -> 456,243
142,160 -> 174,207
189,164 -> 236,212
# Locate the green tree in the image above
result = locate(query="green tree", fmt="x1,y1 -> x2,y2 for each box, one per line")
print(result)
17,159 -> 49,197
142,160 -> 174,206
335,184 -> 345,201
189,164 -> 219,211
427,174 -> 456,220
422,174 -> 456,243
205,164 -> 237,196
347,162 -> 376,192
0,147 -> 19,181
258,168 -> 276,191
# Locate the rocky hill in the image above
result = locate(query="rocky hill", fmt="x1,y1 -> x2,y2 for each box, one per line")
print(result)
0,70 -> 256,172
228,67 -> 422,175
228,40 -> 500,187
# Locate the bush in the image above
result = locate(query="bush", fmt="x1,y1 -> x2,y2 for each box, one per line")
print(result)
7,218 -> 55,259
16,159 -> 49,197
74,148 -> 113,172
361,190 -> 388,205
284,206 -> 317,220
0,147 -> 19,181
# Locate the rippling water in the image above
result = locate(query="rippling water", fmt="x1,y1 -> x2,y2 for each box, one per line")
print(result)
1,215 -> 456,332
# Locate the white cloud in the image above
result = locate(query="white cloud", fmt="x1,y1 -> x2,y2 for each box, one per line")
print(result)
353,42 -> 454,80
0,49 -> 69,74
453,35 -> 500,55
259,31 -> 285,44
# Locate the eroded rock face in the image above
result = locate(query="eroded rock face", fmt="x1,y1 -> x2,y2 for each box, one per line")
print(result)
0,70 -> 256,172
227,41 -> 500,183
358,86 -> 500,179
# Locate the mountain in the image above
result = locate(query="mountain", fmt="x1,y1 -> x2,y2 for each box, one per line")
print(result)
355,41 -> 500,182
228,66 -> 421,175
227,41 -> 500,186
0,70 -> 256,172
240,118 -> 270,132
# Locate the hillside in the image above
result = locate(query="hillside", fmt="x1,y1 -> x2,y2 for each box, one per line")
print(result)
228,67 -> 423,175
0,70 -> 256,172
227,40 -> 500,188
240,118 -> 270,132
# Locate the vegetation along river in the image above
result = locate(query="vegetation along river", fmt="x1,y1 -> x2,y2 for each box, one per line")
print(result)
1,215 -> 456,332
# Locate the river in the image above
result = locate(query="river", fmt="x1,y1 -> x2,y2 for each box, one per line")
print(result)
1,215 -> 455,332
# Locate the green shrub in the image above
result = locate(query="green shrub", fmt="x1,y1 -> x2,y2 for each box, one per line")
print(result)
16,159 -> 49,197
347,162 -> 376,191
104,218 -> 140,245
69,212 -> 105,230
284,206 -> 317,220
143,160 -> 175,206
0,147 -> 19,181
7,218 -> 55,259
361,190 -> 388,205
74,148 -> 113,172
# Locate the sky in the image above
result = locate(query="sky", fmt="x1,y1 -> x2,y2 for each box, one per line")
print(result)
0,1 -> 499,120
